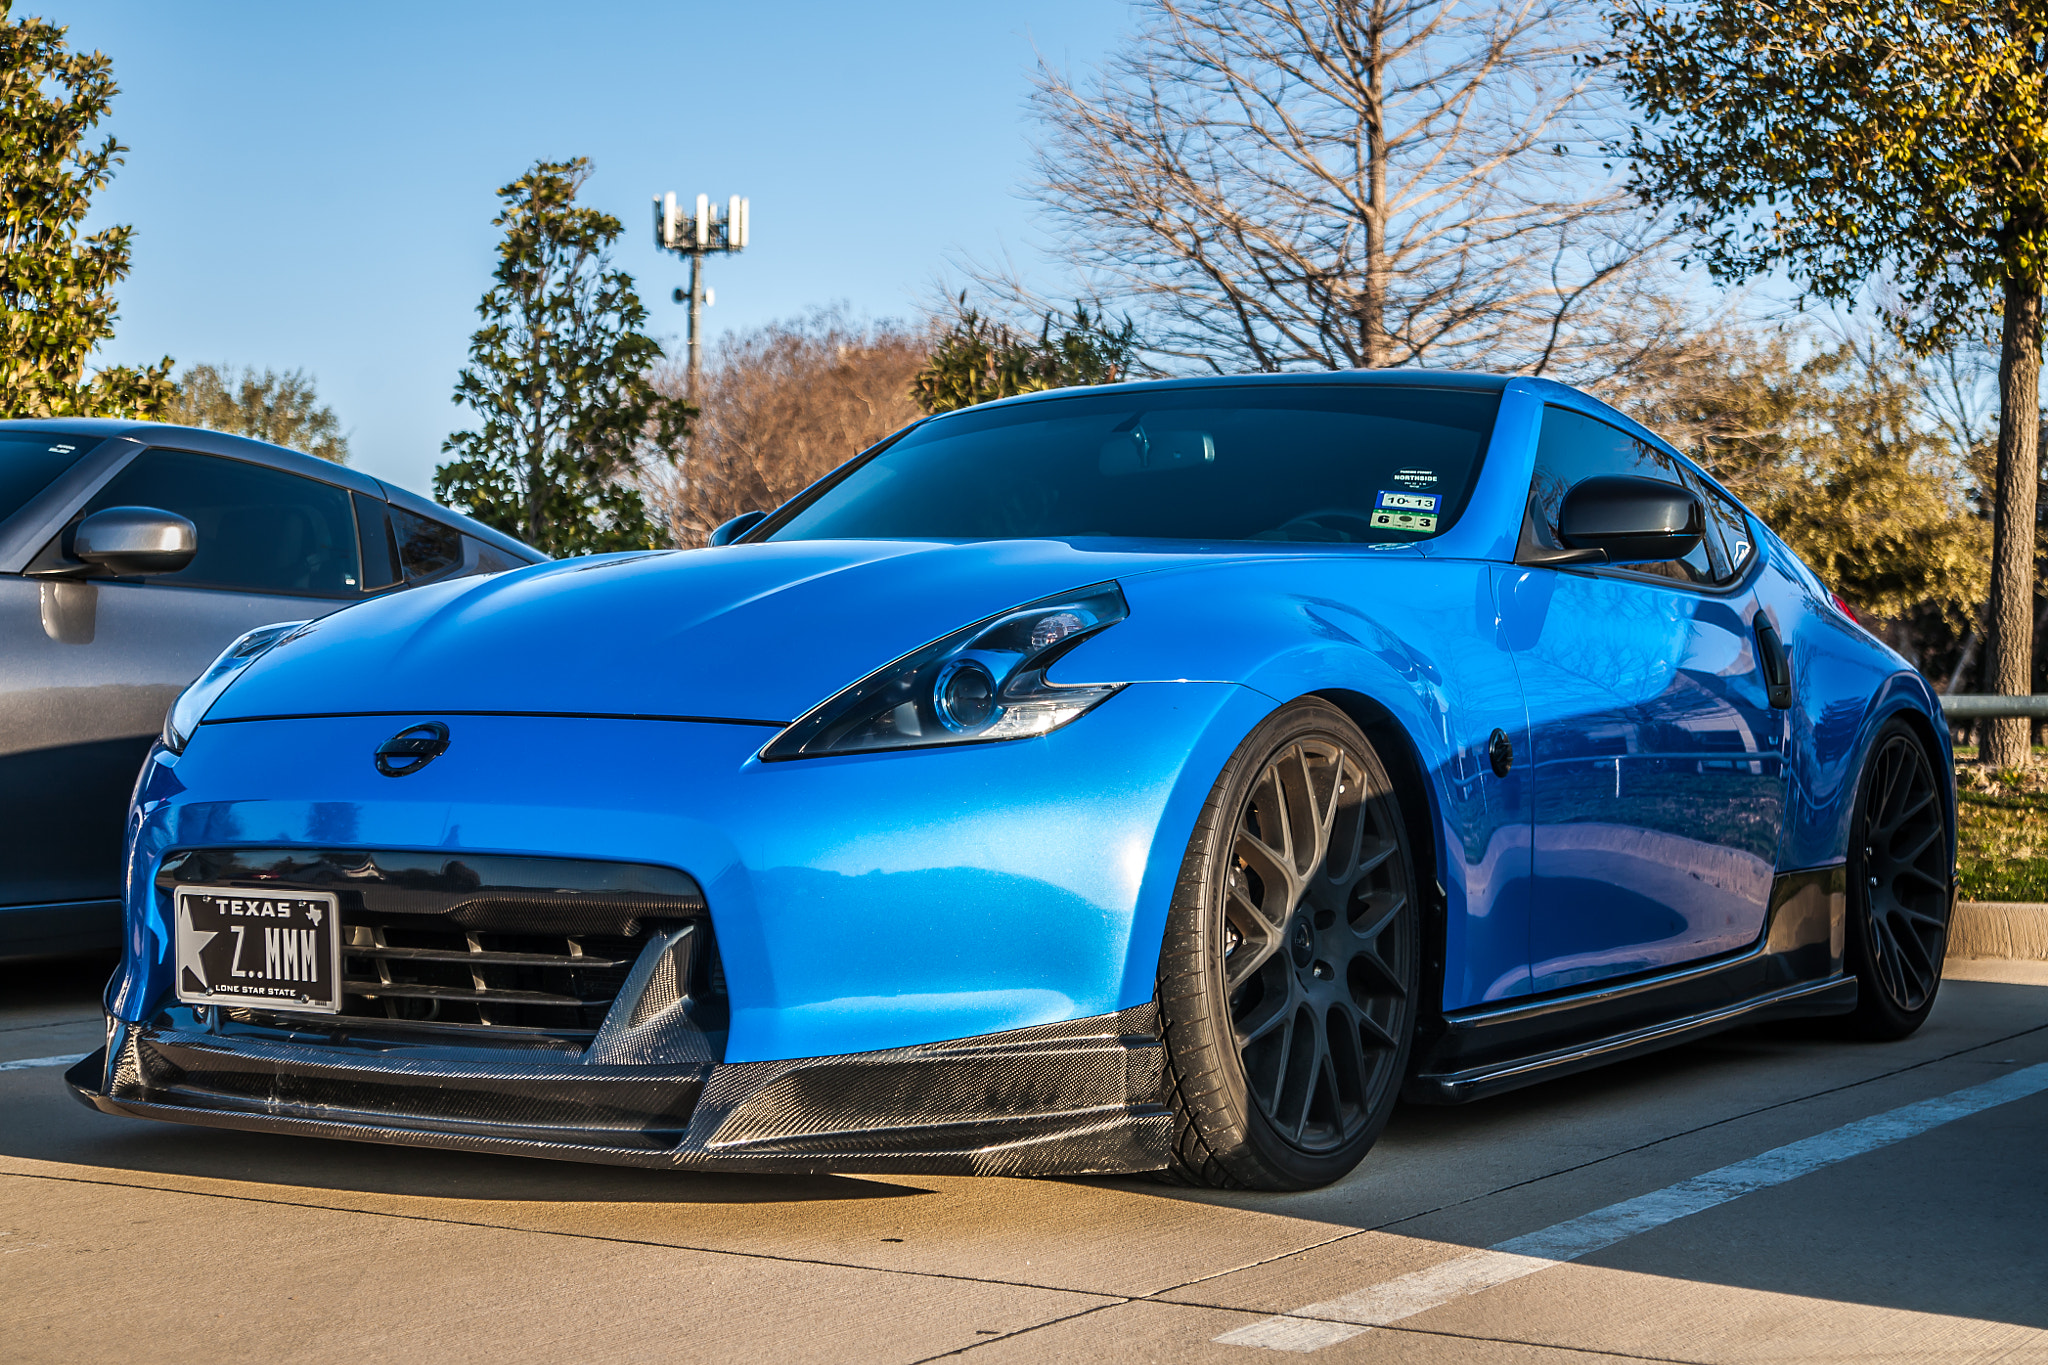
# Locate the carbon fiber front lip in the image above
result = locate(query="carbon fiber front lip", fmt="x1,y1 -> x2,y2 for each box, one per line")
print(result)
66,1004 -> 1172,1177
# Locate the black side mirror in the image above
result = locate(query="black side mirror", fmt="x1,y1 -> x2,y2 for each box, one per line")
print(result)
709,510 -> 767,546
73,505 -> 198,576
1554,476 -> 1703,565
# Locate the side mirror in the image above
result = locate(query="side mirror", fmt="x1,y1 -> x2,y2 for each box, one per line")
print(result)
73,505 -> 198,576
708,510 -> 767,546
1556,476 -> 1702,565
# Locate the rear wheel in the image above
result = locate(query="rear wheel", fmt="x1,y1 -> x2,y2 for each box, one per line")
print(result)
1841,719 -> 1953,1040
1155,700 -> 1419,1190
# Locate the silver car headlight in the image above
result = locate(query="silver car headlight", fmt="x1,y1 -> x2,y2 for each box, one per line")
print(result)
161,620 -> 311,755
761,583 -> 1128,760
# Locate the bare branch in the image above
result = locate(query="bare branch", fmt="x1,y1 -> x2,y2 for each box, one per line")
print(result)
1009,0 -> 1669,378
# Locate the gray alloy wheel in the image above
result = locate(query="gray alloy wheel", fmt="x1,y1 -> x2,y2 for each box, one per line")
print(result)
1841,718 -> 1954,1039
1155,700 -> 1419,1190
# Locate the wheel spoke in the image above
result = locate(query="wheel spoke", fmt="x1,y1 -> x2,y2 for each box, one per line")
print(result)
1899,904 -> 1950,932
1873,746 -> 1907,828
1891,825 -> 1942,866
1293,1024 -> 1329,1137
1347,892 -> 1405,945
1887,916 -> 1936,1002
1354,838 -> 1396,880
1878,788 -> 1936,840
1226,878 -> 1287,941
1353,1002 -> 1400,1051
1234,834 -> 1297,912
1235,976 -> 1296,1046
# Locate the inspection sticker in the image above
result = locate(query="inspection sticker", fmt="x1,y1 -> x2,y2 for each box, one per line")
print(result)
1371,489 -> 1440,533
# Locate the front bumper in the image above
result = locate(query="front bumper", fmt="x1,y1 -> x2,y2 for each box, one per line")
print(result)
66,1002 -> 1172,1177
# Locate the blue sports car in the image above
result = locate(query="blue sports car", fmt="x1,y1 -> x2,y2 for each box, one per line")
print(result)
68,373 -> 1957,1190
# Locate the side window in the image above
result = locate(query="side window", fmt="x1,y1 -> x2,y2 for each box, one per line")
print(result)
1696,476 -> 1756,581
80,448 -> 361,596
391,506 -> 463,583
464,536 -> 522,575
1524,406 -> 1715,587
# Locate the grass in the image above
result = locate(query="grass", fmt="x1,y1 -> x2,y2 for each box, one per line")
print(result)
1952,745 -> 2048,903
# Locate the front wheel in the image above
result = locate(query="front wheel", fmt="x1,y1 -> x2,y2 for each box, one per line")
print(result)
1840,719 -> 1954,1039
1155,700 -> 1420,1190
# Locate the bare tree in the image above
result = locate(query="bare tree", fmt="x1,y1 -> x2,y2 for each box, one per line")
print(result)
1023,0 -> 1666,376
645,309 -> 929,547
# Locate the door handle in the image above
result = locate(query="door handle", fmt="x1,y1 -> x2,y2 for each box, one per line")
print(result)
1752,611 -> 1793,710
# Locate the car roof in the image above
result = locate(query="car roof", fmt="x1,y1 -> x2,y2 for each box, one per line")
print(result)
0,418 -> 545,563
959,368 -> 1514,414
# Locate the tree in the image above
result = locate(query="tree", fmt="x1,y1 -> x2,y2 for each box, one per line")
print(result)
1605,0 -> 2048,764
0,4 -> 171,418
1019,0 -> 1668,377
645,309 -> 929,546
1610,326 -> 1990,645
434,158 -> 689,556
911,302 -> 1136,414
164,363 -> 348,463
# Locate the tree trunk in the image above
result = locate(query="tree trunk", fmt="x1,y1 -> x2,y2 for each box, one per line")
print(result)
1985,273 -> 2043,767
1359,4 -> 1388,369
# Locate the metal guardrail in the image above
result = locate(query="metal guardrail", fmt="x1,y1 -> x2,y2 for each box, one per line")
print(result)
1938,695 -> 2048,719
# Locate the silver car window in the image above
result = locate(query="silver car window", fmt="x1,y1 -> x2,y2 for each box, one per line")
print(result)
81,448 -> 363,596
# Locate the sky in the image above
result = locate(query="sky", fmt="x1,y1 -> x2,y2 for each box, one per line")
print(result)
62,1 -> 1136,493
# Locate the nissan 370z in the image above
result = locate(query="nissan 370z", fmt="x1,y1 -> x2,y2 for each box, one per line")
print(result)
68,373 -> 1958,1191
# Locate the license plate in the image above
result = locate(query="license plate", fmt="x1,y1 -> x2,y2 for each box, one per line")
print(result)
173,886 -> 342,1014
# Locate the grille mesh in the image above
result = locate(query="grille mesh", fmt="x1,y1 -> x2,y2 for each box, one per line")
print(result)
340,913 -> 644,1034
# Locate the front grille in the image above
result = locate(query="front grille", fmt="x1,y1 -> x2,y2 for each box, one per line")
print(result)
340,914 -> 645,1033
160,848 -> 722,1047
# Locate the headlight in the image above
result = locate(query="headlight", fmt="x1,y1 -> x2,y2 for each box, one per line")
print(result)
761,583 -> 1128,760
161,620 -> 311,755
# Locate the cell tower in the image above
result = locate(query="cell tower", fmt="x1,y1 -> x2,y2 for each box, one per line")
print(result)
651,192 -> 750,398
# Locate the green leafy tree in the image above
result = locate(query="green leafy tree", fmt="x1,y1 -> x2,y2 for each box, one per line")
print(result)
1604,0 -> 2048,764
912,302 -> 1137,415
165,363 -> 349,463
1624,329 -> 1990,628
0,4 -> 171,418
435,158 -> 689,555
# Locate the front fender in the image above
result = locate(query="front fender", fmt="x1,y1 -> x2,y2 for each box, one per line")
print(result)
1066,556 -> 1535,1009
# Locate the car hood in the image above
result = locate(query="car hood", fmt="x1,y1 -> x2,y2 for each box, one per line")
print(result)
210,538 -> 1285,725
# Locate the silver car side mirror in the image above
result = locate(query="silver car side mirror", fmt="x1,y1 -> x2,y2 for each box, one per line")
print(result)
73,505 -> 199,576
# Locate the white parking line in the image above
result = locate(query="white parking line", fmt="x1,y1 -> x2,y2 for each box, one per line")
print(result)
1218,1061 -> 2048,1352
0,1054 -> 87,1073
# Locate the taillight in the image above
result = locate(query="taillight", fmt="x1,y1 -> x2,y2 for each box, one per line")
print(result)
1831,592 -> 1859,624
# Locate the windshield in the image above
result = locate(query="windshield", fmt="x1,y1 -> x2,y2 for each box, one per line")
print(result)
0,431 -> 93,527
762,384 -> 1501,545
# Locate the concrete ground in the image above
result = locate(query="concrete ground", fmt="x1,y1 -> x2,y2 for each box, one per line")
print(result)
1,955 -> 2043,1364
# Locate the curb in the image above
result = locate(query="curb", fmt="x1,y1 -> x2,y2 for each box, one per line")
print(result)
1952,901 -> 2048,961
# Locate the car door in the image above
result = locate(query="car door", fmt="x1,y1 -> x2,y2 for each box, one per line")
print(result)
1,446 -> 373,928
1496,405 -> 1788,993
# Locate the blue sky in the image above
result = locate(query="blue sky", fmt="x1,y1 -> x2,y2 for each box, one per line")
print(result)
63,1 -> 1134,492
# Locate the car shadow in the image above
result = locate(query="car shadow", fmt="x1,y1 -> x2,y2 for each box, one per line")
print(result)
1075,980 -> 2048,1333
3,1084 -> 932,1204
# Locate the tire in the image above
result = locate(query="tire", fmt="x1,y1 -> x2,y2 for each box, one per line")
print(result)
1840,718 -> 1954,1040
1155,699 -> 1420,1190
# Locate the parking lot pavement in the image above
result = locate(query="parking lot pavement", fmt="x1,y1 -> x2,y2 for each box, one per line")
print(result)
2,957 -> 2043,1365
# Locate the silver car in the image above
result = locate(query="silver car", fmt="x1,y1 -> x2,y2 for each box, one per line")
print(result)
0,419 -> 546,960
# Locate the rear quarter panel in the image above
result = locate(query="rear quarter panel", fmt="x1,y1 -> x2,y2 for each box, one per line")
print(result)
1749,530 -> 1955,873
